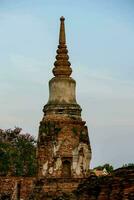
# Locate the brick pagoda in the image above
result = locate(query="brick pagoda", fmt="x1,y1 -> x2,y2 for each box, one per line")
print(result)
35,16 -> 92,198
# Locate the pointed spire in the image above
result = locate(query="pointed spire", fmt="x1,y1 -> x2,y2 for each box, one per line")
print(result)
52,17 -> 72,77
59,16 -> 66,45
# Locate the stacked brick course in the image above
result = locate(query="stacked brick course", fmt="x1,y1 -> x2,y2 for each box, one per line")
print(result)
0,177 -> 35,199
0,167 -> 133,199
75,167 -> 134,200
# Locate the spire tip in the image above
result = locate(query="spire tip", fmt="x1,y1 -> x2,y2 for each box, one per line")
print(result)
60,16 -> 65,21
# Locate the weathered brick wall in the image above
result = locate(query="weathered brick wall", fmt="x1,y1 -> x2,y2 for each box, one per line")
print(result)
28,177 -> 86,200
75,167 -> 134,200
0,176 -> 35,200
0,167 -> 133,199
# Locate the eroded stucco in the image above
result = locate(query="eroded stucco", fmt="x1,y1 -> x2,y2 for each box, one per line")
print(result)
48,77 -> 77,104
41,133 -> 91,178
72,143 -> 91,176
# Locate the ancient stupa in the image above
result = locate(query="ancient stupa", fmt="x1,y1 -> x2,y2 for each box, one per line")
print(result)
36,16 -> 92,198
0,17 -> 133,200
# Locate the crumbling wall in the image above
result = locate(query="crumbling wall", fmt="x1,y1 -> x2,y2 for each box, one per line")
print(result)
0,176 -> 35,200
75,167 -> 134,200
0,167 -> 134,200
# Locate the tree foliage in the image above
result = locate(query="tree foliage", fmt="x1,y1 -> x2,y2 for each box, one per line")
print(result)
0,128 -> 37,176
94,163 -> 114,173
122,163 -> 134,168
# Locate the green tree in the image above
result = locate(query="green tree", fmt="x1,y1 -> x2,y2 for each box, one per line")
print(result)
0,128 -> 37,176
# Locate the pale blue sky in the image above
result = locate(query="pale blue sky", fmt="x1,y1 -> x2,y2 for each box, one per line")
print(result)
0,0 -> 134,168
